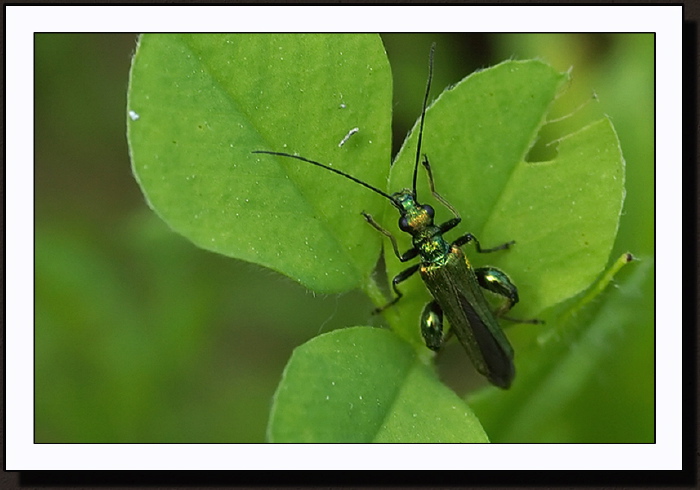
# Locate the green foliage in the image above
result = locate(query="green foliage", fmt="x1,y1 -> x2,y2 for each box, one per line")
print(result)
128,34 -> 391,292
470,254 -> 651,442
382,61 -> 624,349
268,327 -> 488,443
125,34 -> 634,443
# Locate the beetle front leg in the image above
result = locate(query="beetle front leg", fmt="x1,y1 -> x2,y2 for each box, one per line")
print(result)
362,211 -> 419,262
421,155 -> 461,220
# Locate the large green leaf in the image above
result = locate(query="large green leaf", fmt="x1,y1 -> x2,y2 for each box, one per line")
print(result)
268,327 -> 488,443
383,60 -> 625,350
127,34 -> 392,293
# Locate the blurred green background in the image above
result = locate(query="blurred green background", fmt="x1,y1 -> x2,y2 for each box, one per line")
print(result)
35,33 -> 653,443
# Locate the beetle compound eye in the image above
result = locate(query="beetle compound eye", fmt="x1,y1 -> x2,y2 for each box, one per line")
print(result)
399,216 -> 411,232
423,204 -> 435,219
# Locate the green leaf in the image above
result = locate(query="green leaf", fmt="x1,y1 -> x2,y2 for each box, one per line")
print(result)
468,255 -> 650,442
383,60 -> 625,348
267,327 -> 489,443
127,34 -> 392,293
485,117 -> 625,315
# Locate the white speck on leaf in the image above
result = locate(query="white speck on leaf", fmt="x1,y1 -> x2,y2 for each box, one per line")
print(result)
338,127 -> 359,147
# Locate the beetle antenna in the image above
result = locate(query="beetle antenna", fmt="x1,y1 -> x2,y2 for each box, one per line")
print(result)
412,42 -> 435,198
252,150 -> 397,204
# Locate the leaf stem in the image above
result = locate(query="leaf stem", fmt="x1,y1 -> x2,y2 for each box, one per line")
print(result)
539,252 -> 635,344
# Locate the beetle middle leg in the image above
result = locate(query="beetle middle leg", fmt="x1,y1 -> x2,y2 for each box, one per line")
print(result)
372,263 -> 420,314
453,232 -> 515,253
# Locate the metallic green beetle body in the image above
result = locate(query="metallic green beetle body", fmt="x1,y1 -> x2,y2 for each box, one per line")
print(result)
365,185 -> 519,389
421,245 -> 515,388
